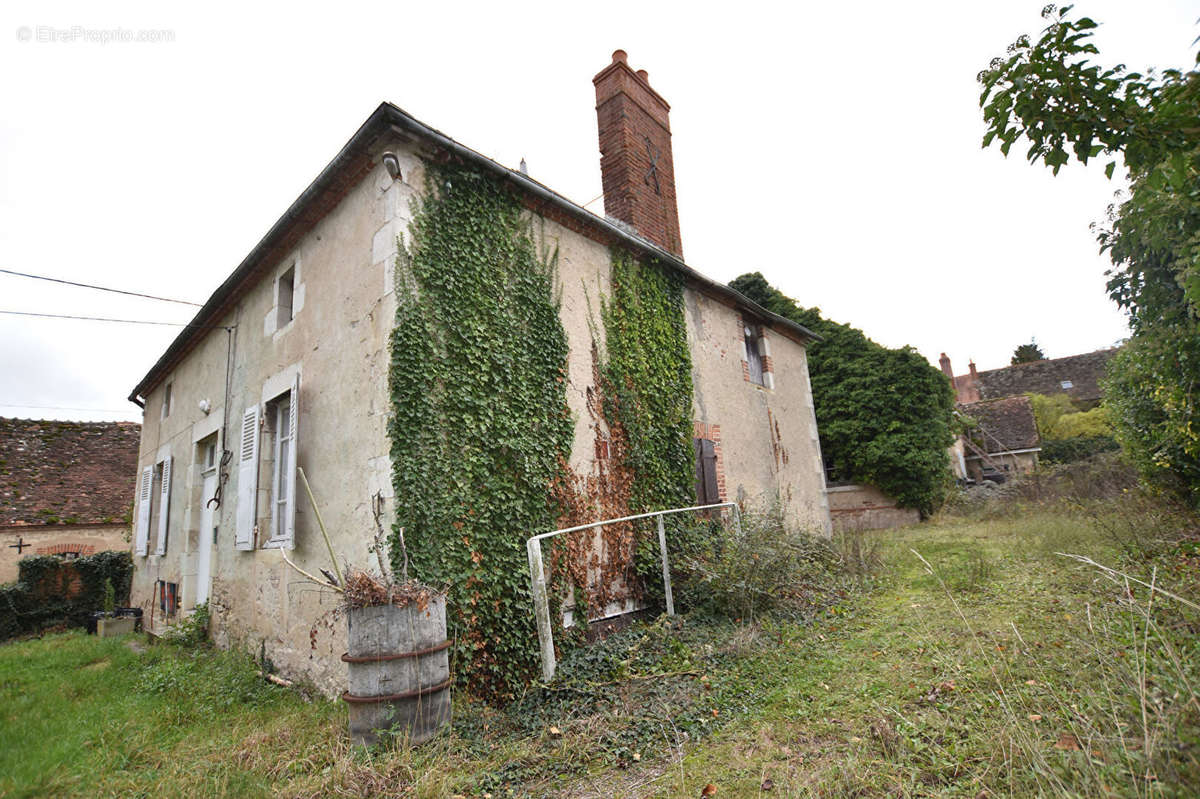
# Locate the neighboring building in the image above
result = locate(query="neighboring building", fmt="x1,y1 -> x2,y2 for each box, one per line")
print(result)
958,395 -> 1042,481
125,51 -> 832,692
940,349 -> 1116,407
0,418 -> 139,582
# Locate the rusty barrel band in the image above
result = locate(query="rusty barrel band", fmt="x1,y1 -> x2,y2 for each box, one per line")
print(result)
341,677 -> 452,704
340,639 -> 451,663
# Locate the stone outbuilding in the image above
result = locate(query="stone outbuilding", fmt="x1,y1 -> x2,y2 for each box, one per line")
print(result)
0,418 -> 140,582
124,51 -> 833,692
958,396 -> 1042,481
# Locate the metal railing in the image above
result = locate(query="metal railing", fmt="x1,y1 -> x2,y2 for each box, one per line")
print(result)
526,501 -> 741,681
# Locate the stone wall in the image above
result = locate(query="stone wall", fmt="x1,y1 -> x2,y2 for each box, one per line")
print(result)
827,484 -> 919,532
1,524 -> 129,583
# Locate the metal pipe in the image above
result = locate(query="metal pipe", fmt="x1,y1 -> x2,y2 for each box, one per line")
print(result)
656,515 -> 674,617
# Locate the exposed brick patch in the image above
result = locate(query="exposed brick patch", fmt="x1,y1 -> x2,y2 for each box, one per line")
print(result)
34,543 -> 97,556
692,421 -> 726,502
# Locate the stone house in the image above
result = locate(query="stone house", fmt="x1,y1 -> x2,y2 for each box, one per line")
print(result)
125,51 -> 832,692
0,418 -> 140,582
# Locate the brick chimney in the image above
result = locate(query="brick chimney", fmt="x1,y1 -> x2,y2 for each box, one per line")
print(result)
938,353 -> 954,379
593,50 -> 683,257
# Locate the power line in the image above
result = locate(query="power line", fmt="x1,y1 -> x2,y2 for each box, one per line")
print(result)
0,309 -> 189,326
0,402 -> 134,414
0,268 -> 203,307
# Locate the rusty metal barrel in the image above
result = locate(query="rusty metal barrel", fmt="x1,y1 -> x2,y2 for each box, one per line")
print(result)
341,594 -> 451,747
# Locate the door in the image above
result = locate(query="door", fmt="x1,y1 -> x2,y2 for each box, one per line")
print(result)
196,443 -> 218,606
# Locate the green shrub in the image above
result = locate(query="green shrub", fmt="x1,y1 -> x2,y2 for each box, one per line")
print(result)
670,502 -> 853,622
1041,435 -> 1120,464
162,602 -> 210,647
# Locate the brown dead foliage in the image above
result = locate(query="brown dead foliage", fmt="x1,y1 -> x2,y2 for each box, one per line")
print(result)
342,568 -> 438,611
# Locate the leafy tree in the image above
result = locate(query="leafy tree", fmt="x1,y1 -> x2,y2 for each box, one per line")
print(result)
1028,392 -> 1111,438
979,5 -> 1200,503
1011,340 -> 1045,364
730,272 -> 956,515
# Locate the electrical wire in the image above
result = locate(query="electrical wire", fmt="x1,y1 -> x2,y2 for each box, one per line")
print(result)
0,402 -> 133,414
0,309 -> 232,331
0,268 -> 202,306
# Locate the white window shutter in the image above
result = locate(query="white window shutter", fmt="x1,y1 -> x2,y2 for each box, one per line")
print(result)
235,405 -> 260,551
135,466 -> 152,556
283,374 -> 299,549
154,456 -> 172,555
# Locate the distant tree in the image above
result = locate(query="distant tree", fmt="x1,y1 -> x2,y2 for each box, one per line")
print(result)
1011,340 -> 1045,364
978,5 -> 1200,504
730,272 -> 956,515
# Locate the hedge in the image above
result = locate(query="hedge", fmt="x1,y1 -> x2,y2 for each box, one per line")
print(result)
0,550 -> 132,641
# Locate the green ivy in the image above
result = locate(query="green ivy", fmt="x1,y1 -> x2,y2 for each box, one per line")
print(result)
0,551 -> 132,641
600,250 -> 695,595
387,161 -> 573,699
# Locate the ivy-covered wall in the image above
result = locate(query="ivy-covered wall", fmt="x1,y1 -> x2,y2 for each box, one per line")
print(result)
600,251 -> 695,515
388,161 -> 574,698
388,162 -> 701,695
0,551 -> 132,641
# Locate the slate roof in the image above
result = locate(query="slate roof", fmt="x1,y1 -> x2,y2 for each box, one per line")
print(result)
0,418 -> 140,527
960,396 -> 1041,455
974,349 -> 1116,404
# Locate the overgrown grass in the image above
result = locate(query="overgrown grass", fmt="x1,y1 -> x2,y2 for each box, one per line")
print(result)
2,490 -> 1197,797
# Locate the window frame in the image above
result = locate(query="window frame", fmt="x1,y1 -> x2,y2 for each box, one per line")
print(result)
744,324 -> 765,386
277,265 -> 295,329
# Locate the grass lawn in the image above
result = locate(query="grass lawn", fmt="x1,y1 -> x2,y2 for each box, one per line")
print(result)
2,506 -> 1197,797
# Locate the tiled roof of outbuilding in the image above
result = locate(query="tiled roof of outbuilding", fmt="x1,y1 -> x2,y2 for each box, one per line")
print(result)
960,396 -> 1041,454
0,418 -> 140,527
975,349 -> 1116,403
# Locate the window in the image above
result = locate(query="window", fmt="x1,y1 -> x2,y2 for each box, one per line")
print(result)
277,265 -> 295,328
161,382 -> 172,419
135,456 -> 172,557
1061,380 -> 1074,389
269,392 -> 294,543
744,324 -> 764,386
235,371 -> 299,550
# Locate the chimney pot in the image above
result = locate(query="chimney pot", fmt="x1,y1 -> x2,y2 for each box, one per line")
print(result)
612,49 -> 628,64
969,360 -> 978,378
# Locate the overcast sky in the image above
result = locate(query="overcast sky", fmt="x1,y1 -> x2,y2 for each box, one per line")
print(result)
1,1 -> 1195,423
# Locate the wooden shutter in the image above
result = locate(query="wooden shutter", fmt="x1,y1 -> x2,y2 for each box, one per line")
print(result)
700,439 -> 719,504
694,438 -> 719,504
154,456 -> 172,555
134,466 -> 153,556
234,405 -> 260,551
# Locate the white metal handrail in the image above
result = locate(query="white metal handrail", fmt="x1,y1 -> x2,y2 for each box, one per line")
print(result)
526,501 -> 741,681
